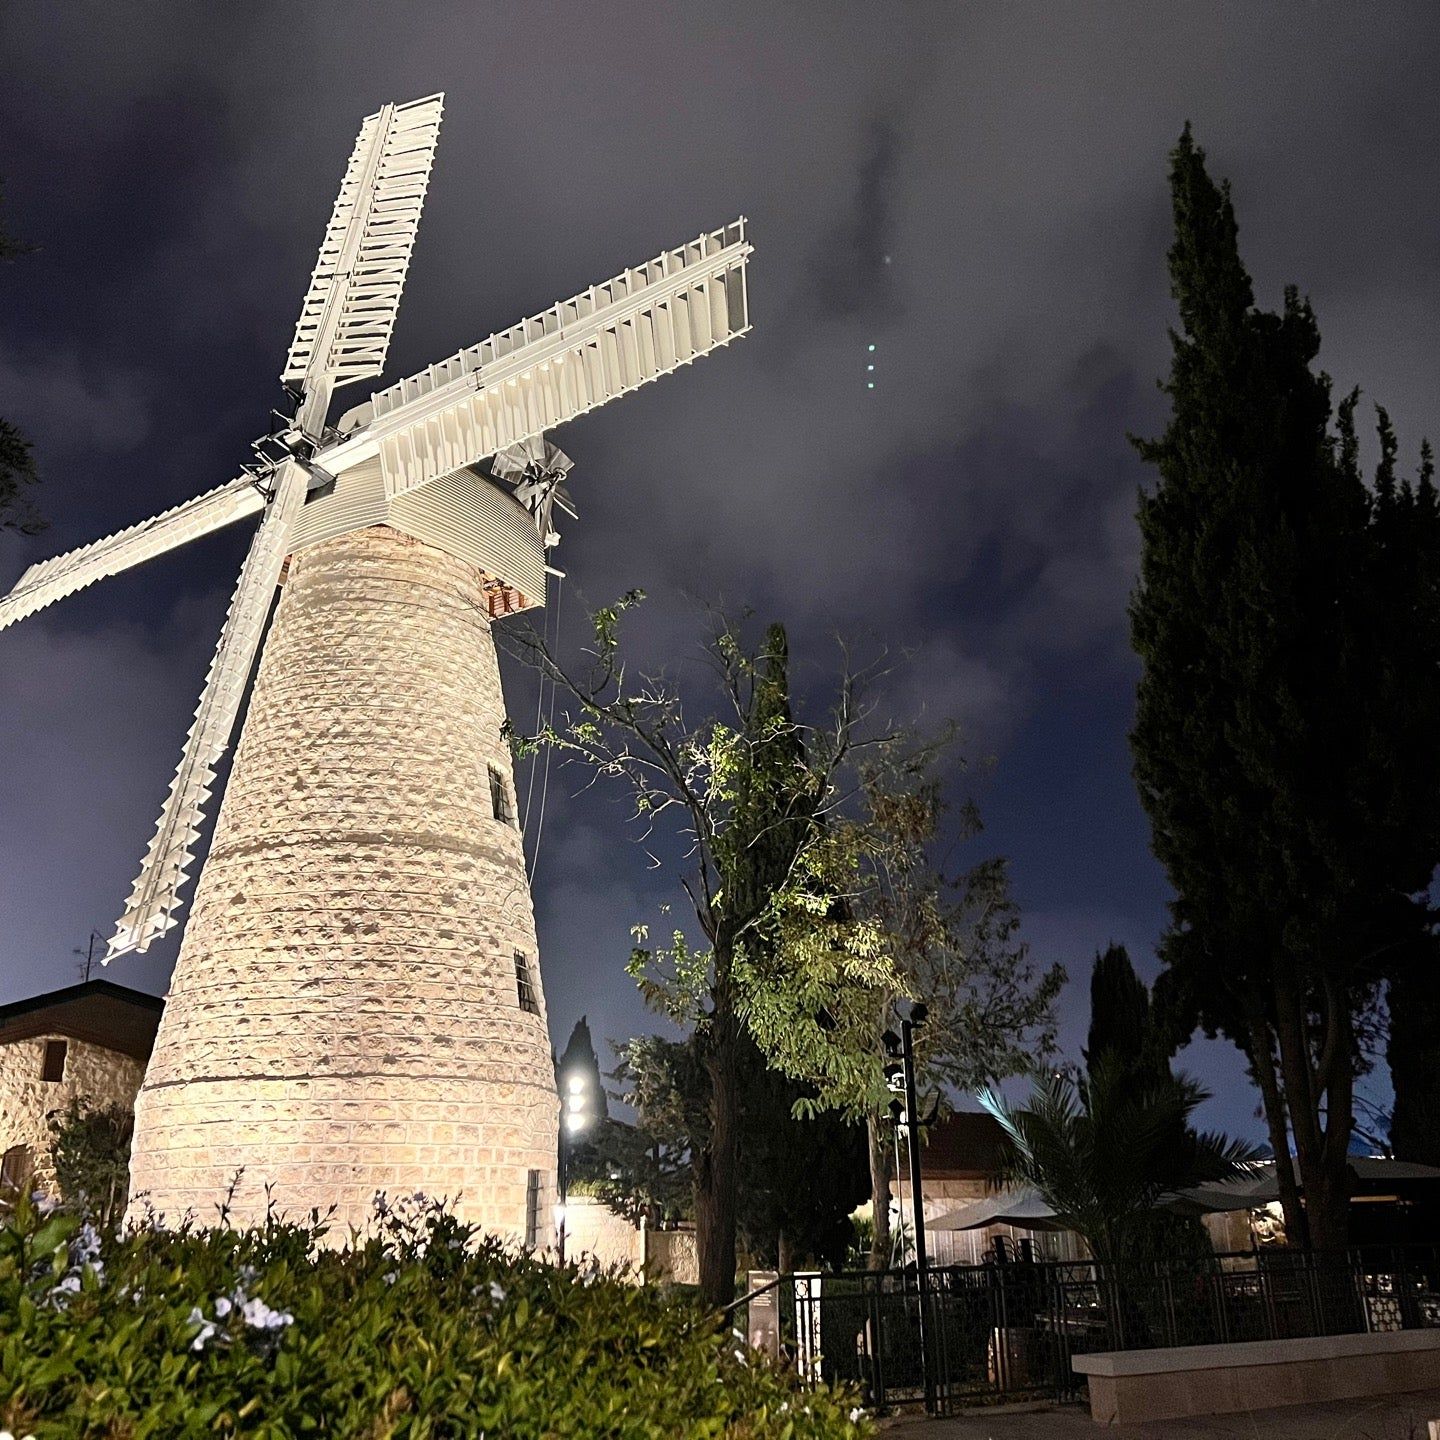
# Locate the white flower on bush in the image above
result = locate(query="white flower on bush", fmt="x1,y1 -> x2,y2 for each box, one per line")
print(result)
242,1296 -> 294,1332
849,1407 -> 865,1423
187,1305 -> 219,1353
489,1280 -> 506,1304
45,1221 -> 107,1307
0,1429 -> 38,1440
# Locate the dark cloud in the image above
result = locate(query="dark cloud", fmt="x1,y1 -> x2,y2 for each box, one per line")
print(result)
5,1 -> 1439,1136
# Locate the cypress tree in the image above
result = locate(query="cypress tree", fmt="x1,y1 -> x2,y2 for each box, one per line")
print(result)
1362,434 -> 1440,1163
557,1016 -> 609,1123
1128,127 -> 1422,1249
1085,944 -> 1155,1079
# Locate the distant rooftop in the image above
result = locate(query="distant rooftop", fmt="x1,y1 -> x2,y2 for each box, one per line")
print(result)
920,1110 -> 1008,1179
0,979 -> 163,1062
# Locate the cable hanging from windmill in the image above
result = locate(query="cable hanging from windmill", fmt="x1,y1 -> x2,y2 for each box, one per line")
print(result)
520,571 -> 550,839
527,571 -> 563,886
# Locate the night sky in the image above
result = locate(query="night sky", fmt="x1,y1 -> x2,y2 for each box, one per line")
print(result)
4,3 -> 1439,1142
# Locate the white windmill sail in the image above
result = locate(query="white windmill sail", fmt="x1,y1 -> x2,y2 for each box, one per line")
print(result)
0,96 -> 755,979
107,461 -> 309,959
0,476 -> 264,633
282,94 -> 444,399
323,219 -> 751,499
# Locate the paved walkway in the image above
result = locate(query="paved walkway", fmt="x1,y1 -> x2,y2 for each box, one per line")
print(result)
880,1387 -> 1440,1439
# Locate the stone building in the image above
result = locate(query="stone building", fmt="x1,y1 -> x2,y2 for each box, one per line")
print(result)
891,1110 -> 1083,1265
0,979 -> 162,1194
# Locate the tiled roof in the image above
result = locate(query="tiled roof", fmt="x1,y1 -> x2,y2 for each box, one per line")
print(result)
919,1110 -> 1008,1179
0,979 -> 163,1062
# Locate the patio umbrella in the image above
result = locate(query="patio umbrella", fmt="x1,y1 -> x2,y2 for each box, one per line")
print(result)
928,1189 -> 1069,1232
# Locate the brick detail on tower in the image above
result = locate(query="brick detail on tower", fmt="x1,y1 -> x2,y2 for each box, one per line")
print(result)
126,526 -> 556,1241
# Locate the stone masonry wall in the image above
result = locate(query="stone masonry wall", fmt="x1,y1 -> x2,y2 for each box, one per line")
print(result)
0,1037 -> 144,1189
127,526 -> 557,1241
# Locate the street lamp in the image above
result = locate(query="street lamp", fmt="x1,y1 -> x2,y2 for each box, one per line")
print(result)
883,1001 -> 933,1412
557,1069 -> 595,1264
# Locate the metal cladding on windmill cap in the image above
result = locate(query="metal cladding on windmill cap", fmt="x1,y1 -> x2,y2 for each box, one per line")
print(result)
0,94 -> 754,964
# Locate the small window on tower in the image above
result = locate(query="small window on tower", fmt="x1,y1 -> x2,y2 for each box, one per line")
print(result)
489,763 -> 513,825
524,1168 -> 541,1247
41,1039 -> 67,1083
514,951 -> 540,1015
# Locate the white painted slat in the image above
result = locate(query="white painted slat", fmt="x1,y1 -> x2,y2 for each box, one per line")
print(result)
0,477 -> 264,632
281,94 -> 444,390
360,217 -> 749,422
107,461 -> 309,959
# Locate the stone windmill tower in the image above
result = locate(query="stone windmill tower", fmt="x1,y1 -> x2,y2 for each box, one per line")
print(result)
0,95 -> 752,1240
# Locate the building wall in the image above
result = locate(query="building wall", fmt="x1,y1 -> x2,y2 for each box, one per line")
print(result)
564,1196 -> 641,1271
0,1036 -> 144,1188
127,526 -> 558,1241
562,1197 -> 699,1284
888,1176 -> 1084,1265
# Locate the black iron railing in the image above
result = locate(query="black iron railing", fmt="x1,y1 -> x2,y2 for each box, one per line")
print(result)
744,1245 -> 1440,1414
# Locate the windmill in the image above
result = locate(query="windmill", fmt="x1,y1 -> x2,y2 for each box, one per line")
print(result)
0,95 -> 752,1238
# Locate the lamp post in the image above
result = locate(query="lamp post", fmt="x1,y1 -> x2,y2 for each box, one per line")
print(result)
884,1002 -> 933,1412
557,1070 -> 594,1265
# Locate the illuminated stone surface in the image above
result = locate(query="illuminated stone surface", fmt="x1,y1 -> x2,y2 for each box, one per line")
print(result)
0,1038 -> 144,1190
126,525 -> 556,1240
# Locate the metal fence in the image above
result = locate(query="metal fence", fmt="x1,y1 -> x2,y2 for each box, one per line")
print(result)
746,1245 -> 1440,1414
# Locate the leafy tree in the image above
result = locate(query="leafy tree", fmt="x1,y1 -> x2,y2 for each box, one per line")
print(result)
0,178 -> 43,536
46,1100 -> 133,1231
585,1035 -> 699,1228
731,1034 -> 869,1273
1128,128 -> 1440,1247
980,1056 -> 1257,1266
507,603 -> 899,1307
596,1032 -> 869,1273
747,745 -> 1063,1268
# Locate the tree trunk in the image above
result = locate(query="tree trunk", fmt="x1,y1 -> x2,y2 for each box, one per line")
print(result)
695,1006 -> 741,1311
1272,973 -> 1352,1253
867,1112 -> 892,1270
1244,999 -> 1308,1248
1297,1157 -> 1350,1251
1388,971 -> 1440,1164
777,1227 -> 794,1276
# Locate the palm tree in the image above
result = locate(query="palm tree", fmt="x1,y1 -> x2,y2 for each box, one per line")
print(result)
979,1054 -> 1259,1265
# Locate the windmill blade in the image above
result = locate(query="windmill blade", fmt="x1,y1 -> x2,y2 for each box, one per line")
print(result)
0,476 -> 265,633
325,218 -> 751,499
107,460 -> 309,960
281,93 -> 444,404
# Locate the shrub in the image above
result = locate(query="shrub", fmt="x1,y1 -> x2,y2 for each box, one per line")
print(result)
46,1100 -> 133,1233
0,1190 -> 870,1438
